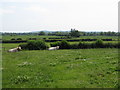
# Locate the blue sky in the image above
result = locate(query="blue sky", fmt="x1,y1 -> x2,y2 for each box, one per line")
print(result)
0,0 -> 119,32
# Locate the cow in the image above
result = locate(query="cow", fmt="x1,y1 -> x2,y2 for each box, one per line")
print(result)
48,46 -> 59,50
8,47 -> 22,52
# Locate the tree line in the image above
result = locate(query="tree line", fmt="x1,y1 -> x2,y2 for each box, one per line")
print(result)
1,29 -> 119,37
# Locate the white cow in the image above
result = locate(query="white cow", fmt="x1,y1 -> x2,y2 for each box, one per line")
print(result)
8,47 -> 22,52
48,46 -> 59,50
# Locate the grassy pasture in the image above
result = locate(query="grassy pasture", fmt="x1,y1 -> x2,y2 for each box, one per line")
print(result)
2,35 -> 61,40
2,35 -> 118,40
2,43 -> 118,88
67,41 -> 119,44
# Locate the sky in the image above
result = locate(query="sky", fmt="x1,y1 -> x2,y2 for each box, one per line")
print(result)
0,0 -> 119,32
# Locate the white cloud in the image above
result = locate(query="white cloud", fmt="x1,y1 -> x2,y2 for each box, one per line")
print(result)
0,8 -> 15,14
25,6 -> 49,14
0,0 -> 118,32
0,0 -> 119,3
9,6 -> 16,8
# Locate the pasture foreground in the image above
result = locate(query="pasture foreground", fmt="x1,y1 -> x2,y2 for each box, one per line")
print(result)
2,47 -> 118,88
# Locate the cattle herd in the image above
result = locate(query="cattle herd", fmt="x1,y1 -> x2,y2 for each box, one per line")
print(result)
8,46 -> 59,52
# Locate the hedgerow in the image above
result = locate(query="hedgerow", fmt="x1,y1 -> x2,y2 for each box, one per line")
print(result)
50,40 -> 119,49
19,40 -> 48,50
19,39 -> 119,50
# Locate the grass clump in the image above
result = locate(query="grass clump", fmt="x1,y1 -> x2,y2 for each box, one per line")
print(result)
12,75 -> 30,84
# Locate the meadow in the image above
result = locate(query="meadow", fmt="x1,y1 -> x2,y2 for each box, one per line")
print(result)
2,43 -> 118,88
2,35 -> 118,41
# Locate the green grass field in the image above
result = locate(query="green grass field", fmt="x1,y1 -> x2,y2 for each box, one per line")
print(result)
2,35 -> 61,40
2,43 -> 118,88
2,35 -> 118,40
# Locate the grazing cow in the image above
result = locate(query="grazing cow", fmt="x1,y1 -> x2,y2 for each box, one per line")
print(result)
8,47 -> 22,52
48,46 -> 59,50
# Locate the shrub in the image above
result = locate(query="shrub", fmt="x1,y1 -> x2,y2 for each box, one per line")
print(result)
50,40 -> 70,49
17,38 -> 22,40
29,38 -> 37,40
103,43 -> 114,48
19,43 -> 28,50
11,38 -> 16,40
70,43 -> 79,49
117,42 -> 120,48
95,39 -> 103,48
59,40 -> 70,49
50,41 -> 61,47
19,40 -> 48,50
78,42 -> 87,49
43,38 -> 46,40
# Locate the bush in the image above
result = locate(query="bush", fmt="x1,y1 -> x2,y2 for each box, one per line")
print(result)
70,43 -> 79,49
103,43 -> 114,48
19,40 -> 48,50
43,38 -> 46,40
17,38 -> 22,40
50,41 -> 61,47
95,39 -> 103,48
59,40 -> 70,49
29,38 -> 37,40
50,40 -> 70,49
78,42 -> 88,49
117,42 -> 120,48
11,38 -> 16,40
19,44 -> 28,50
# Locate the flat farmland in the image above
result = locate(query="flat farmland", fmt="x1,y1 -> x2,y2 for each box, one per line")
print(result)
2,43 -> 118,88
2,35 -> 118,40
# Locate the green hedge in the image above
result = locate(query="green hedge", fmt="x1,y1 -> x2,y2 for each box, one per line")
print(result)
50,40 -> 119,49
1,38 -> 113,43
19,40 -> 48,50
2,40 -> 27,43
45,39 -> 112,42
50,40 -> 70,49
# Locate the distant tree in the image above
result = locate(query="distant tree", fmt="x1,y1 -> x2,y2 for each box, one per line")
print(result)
38,31 -> 45,35
69,28 -> 80,37
100,32 -> 104,35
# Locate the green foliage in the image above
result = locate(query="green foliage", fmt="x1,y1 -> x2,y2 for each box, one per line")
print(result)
50,40 -> 71,49
50,41 -> 61,47
38,31 -> 45,35
2,40 -> 26,43
16,38 -> 22,40
70,43 -> 79,49
95,39 -> 103,48
59,40 -> 70,49
11,38 -> 16,40
28,38 -> 37,40
50,40 -> 119,49
20,40 -> 48,50
19,43 -> 28,50
70,29 -> 80,37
